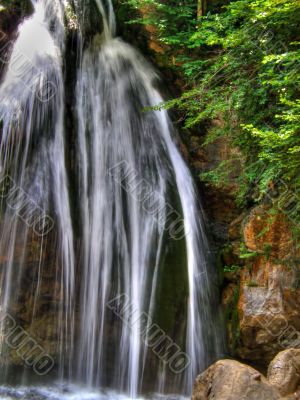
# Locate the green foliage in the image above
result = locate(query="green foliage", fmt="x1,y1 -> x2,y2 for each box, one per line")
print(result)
184,0 -> 300,205
123,0 -> 300,229
121,0 -> 196,47
224,264 -> 241,272
239,242 -> 258,259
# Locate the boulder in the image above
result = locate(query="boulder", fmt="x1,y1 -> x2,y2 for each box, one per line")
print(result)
267,349 -> 300,396
192,359 -> 280,400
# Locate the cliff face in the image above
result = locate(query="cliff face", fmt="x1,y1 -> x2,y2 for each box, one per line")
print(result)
222,206 -> 300,367
0,224 -> 66,367
186,87 -> 300,370
192,120 -> 300,367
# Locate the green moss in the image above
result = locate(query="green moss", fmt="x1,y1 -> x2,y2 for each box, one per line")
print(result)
239,242 -> 258,260
224,265 -> 240,273
225,285 -> 240,353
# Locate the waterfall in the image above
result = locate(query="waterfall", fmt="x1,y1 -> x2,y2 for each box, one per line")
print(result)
0,0 -> 75,377
0,0 -> 224,398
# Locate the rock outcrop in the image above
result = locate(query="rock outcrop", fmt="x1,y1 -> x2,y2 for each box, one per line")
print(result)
222,205 -> 300,366
192,359 -> 280,400
267,349 -> 300,396
237,207 -> 300,365
192,350 -> 300,399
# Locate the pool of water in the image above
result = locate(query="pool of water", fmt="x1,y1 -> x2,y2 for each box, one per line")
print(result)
0,384 -> 189,400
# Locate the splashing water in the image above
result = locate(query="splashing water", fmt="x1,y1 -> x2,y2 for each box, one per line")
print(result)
0,0 -> 224,398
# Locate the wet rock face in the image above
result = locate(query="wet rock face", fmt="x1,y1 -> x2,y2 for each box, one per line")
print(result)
192,359 -> 281,400
0,224 -> 67,368
236,207 -> 300,365
74,0 -> 103,46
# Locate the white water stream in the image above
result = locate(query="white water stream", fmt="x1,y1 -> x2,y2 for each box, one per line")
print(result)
0,0 -> 224,398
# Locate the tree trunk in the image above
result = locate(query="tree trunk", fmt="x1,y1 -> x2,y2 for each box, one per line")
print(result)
197,0 -> 207,18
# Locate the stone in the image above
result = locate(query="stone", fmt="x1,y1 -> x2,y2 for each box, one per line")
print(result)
234,206 -> 300,365
192,359 -> 281,400
267,349 -> 300,396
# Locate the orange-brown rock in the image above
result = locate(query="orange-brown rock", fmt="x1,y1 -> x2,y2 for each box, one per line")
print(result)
236,206 -> 300,365
139,5 -> 169,56
267,349 -> 300,396
192,359 -> 281,400
192,350 -> 300,400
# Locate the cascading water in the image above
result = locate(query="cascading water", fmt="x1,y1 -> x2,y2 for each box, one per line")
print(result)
0,0 -> 224,399
0,0 -> 74,380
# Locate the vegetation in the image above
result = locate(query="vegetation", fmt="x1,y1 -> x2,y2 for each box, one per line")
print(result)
122,0 -> 300,230
225,285 -> 240,350
223,264 -> 241,273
